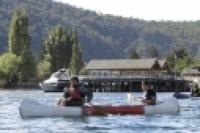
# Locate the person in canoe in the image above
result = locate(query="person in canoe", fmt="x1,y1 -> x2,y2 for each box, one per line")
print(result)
57,76 -> 93,106
191,84 -> 200,97
141,80 -> 157,105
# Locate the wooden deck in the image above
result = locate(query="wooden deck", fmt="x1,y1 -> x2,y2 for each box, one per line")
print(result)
79,75 -> 190,92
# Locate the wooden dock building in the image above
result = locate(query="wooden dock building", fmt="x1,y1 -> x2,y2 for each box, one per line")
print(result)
182,66 -> 200,87
79,58 -> 190,92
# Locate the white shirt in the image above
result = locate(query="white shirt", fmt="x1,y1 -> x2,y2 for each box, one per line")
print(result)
143,91 -> 147,99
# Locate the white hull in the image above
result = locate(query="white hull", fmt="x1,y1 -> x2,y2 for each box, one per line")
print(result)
39,69 -> 69,92
39,82 -> 67,92
19,98 -> 179,117
19,99 -> 82,117
39,83 -> 58,92
145,98 -> 179,115
190,96 -> 200,100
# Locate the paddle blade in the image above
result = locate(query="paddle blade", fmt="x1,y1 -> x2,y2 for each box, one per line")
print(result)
127,93 -> 133,101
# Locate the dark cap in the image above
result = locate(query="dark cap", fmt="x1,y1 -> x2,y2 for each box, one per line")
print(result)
70,76 -> 79,83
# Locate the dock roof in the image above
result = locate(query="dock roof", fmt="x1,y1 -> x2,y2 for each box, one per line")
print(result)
85,58 -> 162,70
182,68 -> 200,75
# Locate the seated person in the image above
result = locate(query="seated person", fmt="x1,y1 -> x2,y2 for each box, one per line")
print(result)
141,81 -> 156,105
191,84 -> 200,97
57,76 -> 93,106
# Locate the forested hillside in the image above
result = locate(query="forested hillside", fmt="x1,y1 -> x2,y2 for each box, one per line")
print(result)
0,0 -> 200,60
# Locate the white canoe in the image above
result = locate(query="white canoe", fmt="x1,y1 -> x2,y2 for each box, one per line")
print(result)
190,96 -> 200,100
19,98 -> 179,117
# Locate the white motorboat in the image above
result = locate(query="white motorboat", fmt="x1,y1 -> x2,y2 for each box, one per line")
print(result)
39,69 -> 69,92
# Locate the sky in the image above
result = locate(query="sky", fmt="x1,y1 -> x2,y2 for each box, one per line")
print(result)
54,0 -> 200,21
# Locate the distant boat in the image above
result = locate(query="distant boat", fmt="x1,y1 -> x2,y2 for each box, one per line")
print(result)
39,69 -> 70,92
173,92 -> 189,99
173,92 -> 200,99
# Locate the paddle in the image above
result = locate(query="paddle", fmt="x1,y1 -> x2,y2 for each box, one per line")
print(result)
84,102 -> 93,106
127,93 -> 143,102
127,93 -> 134,101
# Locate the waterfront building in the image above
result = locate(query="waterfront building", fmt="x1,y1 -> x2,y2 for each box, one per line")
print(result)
182,67 -> 200,87
78,58 -> 188,92
84,58 -> 170,78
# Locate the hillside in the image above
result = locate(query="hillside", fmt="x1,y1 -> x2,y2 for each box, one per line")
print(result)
0,0 -> 200,60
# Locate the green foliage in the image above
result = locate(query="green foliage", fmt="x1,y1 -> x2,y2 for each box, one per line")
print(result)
0,52 -> 21,86
128,49 -> 140,59
175,56 -> 193,74
69,42 -> 83,75
8,9 -> 30,56
18,50 -> 36,81
7,9 -> 36,82
42,26 -> 72,72
174,47 -> 189,59
193,53 -> 200,66
166,47 -> 192,75
190,53 -> 200,68
166,51 -> 176,70
1,0 -> 200,59
147,46 -> 159,58
37,57 -> 51,80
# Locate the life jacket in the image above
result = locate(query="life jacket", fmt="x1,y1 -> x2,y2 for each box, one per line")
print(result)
69,87 -> 82,100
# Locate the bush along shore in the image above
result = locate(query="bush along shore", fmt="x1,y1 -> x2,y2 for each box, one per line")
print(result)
0,9 -> 83,89
0,79 -> 40,89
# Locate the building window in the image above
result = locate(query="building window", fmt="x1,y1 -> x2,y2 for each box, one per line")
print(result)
98,72 -> 101,75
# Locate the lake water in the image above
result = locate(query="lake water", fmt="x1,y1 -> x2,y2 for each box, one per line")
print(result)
0,90 -> 199,133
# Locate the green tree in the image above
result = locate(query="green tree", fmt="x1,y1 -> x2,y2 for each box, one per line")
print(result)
128,49 -> 140,59
42,26 -> 72,72
8,9 -> 36,81
69,41 -> 83,75
193,53 -> 200,66
147,46 -> 159,58
174,47 -> 188,59
18,50 -> 36,81
175,56 -> 193,74
37,55 -> 51,80
166,47 -> 192,75
0,52 -> 21,86
166,51 -> 176,70
8,9 -> 30,56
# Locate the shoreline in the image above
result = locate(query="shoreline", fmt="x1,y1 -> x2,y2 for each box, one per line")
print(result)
0,88 -> 190,93
0,82 -> 191,92
0,82 -> 39,89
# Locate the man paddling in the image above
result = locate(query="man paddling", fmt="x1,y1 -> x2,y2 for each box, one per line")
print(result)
141,80 -> 157,105
57,76 -> 93,106
191,84 -> 200,97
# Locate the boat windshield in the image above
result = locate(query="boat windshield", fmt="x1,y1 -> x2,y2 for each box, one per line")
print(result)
51,71 -> 68,80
